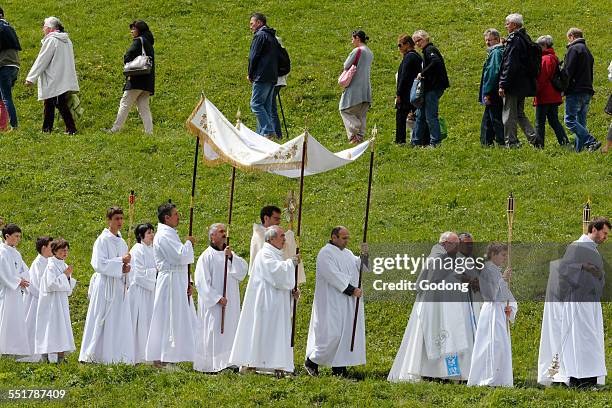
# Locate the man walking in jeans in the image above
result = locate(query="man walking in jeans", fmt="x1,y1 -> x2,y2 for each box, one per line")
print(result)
248,12 -> 279,139
498,13 -> 537,148
0,8 -> 21,130
563,28 -> 600,152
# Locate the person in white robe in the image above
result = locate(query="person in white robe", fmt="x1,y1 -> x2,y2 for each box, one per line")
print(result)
230,225 -> 300,377
146,203 -> 197,367
458,232 -> 482,332
305,226 -> 367,377
194,223 -> 248,373
249,205 -> 305,283
79,206 -> 134,364
467,243 -> 517,387
35,239 -> 77,363
128,223 -> 157,364
19,237 -> 53,362
0,224 -> 31,357
388,231 -> 473,382
538,217 -> 609,388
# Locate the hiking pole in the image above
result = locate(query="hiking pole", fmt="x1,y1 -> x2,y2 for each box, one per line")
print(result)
278,88 -> 289,139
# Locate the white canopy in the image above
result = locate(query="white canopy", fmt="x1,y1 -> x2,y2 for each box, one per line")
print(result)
186,97 -> 371,178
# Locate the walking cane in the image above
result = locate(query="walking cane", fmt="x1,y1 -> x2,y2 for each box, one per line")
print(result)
277,88 -> 289,139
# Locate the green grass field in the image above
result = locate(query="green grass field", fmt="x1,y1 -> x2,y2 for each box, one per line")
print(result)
0,0 -> 611,406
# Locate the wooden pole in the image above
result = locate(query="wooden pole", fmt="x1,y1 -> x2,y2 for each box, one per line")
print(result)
290,131 -> 308,347
506,192 -> 514,334
187,135 -> 200,300
125,190 -> 135,300
350,126 -> 376,351
582,202 -> 591,235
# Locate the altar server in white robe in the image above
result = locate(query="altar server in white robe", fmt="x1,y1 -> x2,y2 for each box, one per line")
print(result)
538,217 -> 609,388
0,224 -> 31,356
388,232 -> 473,382
304,226 -> 367,377
468,243 -> 517,387
146,203 -> 197,367
249,205 -> 305,283
128,223 -> 157,363
79,206 -> 134,364
36,239 -> 77,363
194,223 -> 248,373
230,225 -> 300,377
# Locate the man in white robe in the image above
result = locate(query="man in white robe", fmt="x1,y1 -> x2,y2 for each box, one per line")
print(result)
79,207 -> 134,364
388,231 -> 473,382
305,226 -> 367,377
230,225 -> 300,377
0,224 -> 31,357
146,203 -> 197,367
538,216 -> 609,388
194,223 -> 248,373
249,205 -> 305,283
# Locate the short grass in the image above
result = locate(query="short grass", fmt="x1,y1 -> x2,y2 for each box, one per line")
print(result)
0,0 -> 611,406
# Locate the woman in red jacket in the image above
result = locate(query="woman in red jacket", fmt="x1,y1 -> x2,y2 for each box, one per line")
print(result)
533,35 -> 569,148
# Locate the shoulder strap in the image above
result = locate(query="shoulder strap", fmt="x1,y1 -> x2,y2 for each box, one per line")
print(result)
138,37 -> 146,56
352,47 -> 362,66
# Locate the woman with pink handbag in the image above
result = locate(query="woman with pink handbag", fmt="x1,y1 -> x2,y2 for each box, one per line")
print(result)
338,30 -> 373,144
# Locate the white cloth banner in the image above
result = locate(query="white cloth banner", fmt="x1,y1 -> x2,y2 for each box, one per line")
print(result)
187,97 -> 371,178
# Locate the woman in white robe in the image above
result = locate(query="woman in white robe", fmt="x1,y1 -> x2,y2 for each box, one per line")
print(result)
467,243 -> 517,387
128,224 -> 157,363
35,239 -> 77,362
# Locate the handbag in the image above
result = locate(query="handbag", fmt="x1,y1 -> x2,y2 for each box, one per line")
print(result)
123,37 -> 152,76
410,78 -> 423,108
338,47 -> 362,88
67,93 -> 84,120
605,94 -> 612,116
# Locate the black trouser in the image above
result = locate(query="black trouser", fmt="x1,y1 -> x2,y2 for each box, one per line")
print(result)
480,104 -> 505,146
569,376 -> 597,388
43,92 -> 76,133
395,106 -> 413,144
534,103 -> 569,148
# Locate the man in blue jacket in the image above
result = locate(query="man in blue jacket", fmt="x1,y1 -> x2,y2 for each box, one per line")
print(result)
562,28 -> 600,152
479,29 -> 505,147
248,13 -> 279,138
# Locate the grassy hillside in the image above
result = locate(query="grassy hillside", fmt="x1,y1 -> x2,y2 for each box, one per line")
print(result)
0,0 -> 611,406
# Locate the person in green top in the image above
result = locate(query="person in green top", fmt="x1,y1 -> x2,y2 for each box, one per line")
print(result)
479,28 -> 505,147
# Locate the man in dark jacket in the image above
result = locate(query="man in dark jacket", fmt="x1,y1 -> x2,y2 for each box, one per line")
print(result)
0,7 -> 21,129
395,34 -> 422,145
479,28 -> 505,147
498,13 -> 536,148
412,30 -> 449,147
562,27 -> 600,152
248,12 -> 279,138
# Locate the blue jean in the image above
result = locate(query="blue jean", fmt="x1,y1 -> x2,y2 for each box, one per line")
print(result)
564,93 -> 597,152
413,88 -> 444,146
250,81 -> 276,136
0,66 -> 19,128
480,104 -> 504,146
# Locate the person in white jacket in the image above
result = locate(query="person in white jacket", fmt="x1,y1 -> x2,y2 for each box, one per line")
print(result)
25,16 -> 79,135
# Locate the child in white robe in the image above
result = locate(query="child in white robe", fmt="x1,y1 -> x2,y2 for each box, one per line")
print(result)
467,242 -> 517,387
36,238 -> 77,363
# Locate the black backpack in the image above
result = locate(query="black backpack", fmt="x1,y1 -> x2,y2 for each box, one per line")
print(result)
277,42 -> 291,76
551,59 -> 569,92
518,31 -> 542,78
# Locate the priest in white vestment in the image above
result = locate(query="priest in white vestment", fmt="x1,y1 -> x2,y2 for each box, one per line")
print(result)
249,205 -> 305,283
538,217 -> 609,388
305,226 -> 367,377
0,224 -> 31,357
194,223 -> 248,373
35,239 -> 77,363
388,232 -> 473,382
79,207 -> 134,364
230,225 -> 300,377
146,203 -> 197,366
467,243 -> 517,387
128,223 -> 157,363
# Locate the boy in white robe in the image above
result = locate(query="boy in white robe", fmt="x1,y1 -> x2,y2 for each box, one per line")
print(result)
0,223 -> 31,357
36,238 -> 77,363
19,237 -> 53,362
194,223 -> 247,373
128,223 -> 157,364
538,217 -> 609,388
305,226 -> 367,377
146,203 -> 197,367
467,243 -> 517,387
79,206 -> 134,364
249,205 -> 305,283
230,225 -> 300,378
